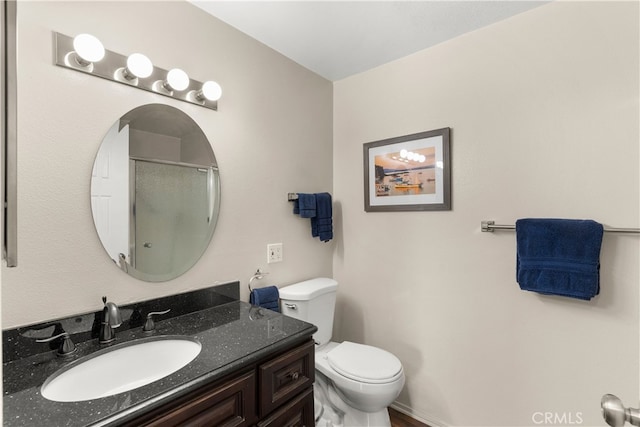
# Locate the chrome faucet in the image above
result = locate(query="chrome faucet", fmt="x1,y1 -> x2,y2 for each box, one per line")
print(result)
99,296 -> 122,344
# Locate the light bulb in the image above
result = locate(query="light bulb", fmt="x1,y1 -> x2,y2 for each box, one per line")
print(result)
73,34 -> 105,65
165,68 -> 189,91
197,81 -> 222,101
125,53 -> 153,79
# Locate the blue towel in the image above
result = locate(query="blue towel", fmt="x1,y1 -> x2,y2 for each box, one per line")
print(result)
516,218 -> 604,300
249,286 -> 280,312
293,193 -> 317,218
311,192 -> 333,242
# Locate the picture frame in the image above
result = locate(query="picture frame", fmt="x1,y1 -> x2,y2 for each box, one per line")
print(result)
363,127 -> 451,212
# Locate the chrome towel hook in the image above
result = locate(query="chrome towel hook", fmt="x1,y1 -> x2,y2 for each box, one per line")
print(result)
248,269 -> 269,292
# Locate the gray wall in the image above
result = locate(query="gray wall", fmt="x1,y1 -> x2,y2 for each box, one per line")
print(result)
333,2 -> 639,426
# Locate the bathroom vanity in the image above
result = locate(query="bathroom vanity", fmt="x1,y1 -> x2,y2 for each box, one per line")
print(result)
2,282 -> 316,426
124,339 -> 315,426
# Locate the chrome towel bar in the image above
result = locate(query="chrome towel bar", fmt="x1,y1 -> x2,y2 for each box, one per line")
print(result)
481,220 -> 640,234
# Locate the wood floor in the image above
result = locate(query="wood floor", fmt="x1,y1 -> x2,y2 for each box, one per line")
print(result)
389,408 -> 430,427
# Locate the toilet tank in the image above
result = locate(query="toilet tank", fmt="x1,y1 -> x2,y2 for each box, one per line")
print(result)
279,278 -> 338,347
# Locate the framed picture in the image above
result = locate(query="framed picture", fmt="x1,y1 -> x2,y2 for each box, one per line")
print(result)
363,127 -> 451,212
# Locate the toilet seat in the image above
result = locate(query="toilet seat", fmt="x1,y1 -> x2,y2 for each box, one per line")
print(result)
326,341 -> 403,384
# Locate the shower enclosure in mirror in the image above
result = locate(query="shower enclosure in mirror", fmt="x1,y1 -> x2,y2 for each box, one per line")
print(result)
91,104 -> 220,282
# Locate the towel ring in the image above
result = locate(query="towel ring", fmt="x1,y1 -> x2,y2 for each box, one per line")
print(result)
248,269 -> 269,292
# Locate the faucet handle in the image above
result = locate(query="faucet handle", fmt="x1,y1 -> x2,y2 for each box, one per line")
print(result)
143,309 -> 171,332
36,332 -> 76,357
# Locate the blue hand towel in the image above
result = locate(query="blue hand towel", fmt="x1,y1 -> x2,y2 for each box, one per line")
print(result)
249,286 -> 280,312
516,218 -> 604,300
311,192 -> 333,242
293,193 -> 317,218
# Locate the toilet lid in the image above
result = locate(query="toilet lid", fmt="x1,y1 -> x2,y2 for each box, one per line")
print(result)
326,341 -> 402,384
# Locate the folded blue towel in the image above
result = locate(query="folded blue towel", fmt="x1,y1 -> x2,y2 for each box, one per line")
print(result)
293,193 -> 317,218
249,286 -> 280,312
311,192 -> 333,242
516,218 -> 604,300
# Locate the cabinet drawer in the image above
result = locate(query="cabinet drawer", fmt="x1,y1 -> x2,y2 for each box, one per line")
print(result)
256,387 -> 314,427
142,370 -> 257,427
258,339 -> 315,416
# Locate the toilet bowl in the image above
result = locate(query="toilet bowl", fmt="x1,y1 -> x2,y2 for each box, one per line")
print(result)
315,341 -> 405,426
279,278 -> 405,427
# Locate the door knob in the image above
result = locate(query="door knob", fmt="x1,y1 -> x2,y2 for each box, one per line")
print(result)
602,394 -> 640,427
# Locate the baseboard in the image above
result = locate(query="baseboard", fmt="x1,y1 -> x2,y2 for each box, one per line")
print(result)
391,401 -> 448,427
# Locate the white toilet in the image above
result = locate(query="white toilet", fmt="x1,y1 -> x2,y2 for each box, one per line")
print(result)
280,278 -> 405,427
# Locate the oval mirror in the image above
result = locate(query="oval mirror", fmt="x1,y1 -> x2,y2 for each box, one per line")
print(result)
90,104 -> 220,282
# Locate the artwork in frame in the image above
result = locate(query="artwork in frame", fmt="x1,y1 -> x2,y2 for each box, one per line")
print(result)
363,127 -> 451,212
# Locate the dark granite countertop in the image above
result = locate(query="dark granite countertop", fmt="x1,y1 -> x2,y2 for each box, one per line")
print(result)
2,283 -> 316,426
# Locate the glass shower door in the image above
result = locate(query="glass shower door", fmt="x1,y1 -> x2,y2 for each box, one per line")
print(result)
132,160 -> 211,278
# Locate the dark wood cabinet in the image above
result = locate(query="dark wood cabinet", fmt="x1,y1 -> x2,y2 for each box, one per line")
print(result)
125,338 -> 315,427
143,371 -> 257,427
256,388 -> 314,427
258,339 -> 315,417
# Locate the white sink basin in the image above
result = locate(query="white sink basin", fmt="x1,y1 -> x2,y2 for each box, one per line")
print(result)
41,336 -> 201,402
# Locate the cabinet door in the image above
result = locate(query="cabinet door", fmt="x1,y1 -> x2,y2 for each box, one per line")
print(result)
256,387 -> 314,427
258,339 -> 315,417
141,371 -> 257,427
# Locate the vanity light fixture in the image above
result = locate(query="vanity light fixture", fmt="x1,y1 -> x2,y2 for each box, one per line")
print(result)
67,33 -> 105,71
124,53 -> 153,79
164,68 -> 190,92
114,53 -> 153,85
54,32 -> 220,110
195,81 -> 223,102
152,68 -> 190,95
126,53 -> 153,78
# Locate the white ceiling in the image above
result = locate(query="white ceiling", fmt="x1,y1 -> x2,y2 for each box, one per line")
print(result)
191,1 -> 548,81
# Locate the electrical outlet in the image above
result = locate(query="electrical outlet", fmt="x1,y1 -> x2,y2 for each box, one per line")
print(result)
267,243 -> 283,263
